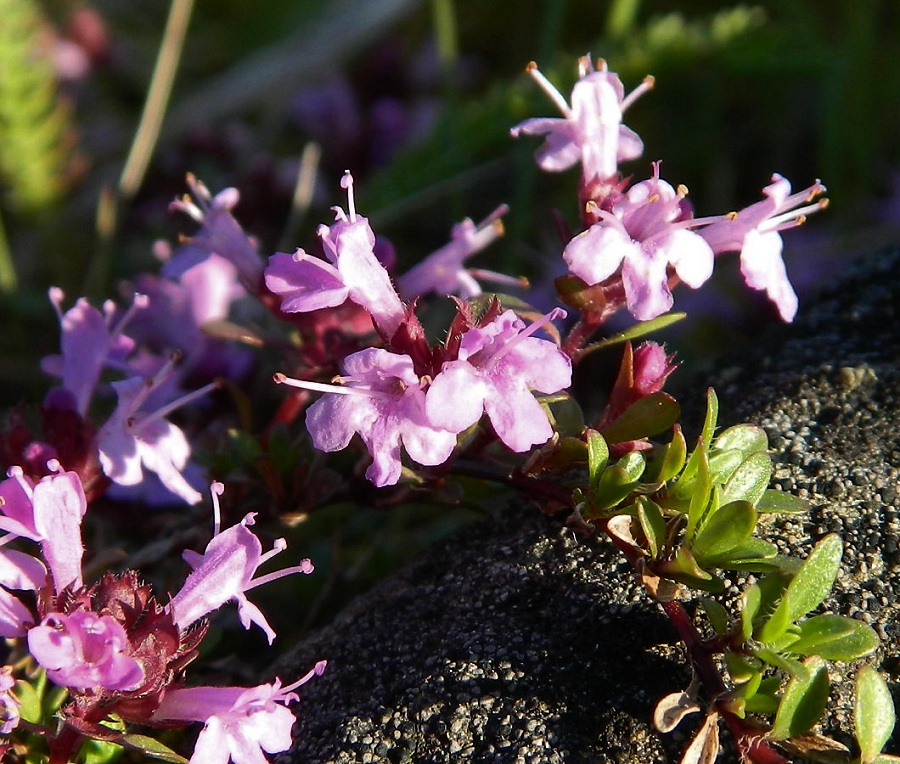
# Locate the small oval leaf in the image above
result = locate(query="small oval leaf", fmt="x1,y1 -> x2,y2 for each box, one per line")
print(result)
722,451 -> 772,507
756,489 -> 809,515
599,392 -> 681,444
770,656 -> 830,741
791,614 -> 879,660
713,423 -> 768,456
692,501 -> 757,562
637,496 -> 667,559
786,534 -> 843,622
856,666 -> 897,764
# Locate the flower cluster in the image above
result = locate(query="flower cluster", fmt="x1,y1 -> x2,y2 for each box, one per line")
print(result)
513,57 -> 827,323
0,469 -> 320,763
0,48 -> 833,764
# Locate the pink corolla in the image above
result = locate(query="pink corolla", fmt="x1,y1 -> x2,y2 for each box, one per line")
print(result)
397,206 -> 521,300
0,548 -> 46,638
1,464 -> 86,595
697,175 -> 827,321
163,175 -> 263,289
510,58 -> 651,182
562,167 -> 714,320
27,611 -> 144,691
41,289 -> 145,416
169,484 -> 314,643
152,663 -> 326,764
265,172 -> 405,338
425,309 -> 572,452
276,348 -> 459,487
97,358 -> 218,505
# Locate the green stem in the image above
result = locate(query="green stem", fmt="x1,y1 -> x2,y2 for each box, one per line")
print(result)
86,0 -> 196,297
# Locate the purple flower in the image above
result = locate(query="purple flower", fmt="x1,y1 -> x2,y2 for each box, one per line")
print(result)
265,172 -> 405,338
562,167 -> 714,320
277,348 -> 460,487
511,58 -> 651,182
397,206 -> 522,300
697,175 -> 827,321
0,548 -> 47,637
0,665 -> 20,734
169,484 -> 314,643
41,289 -> 144,416
2,465 -> 86,595
97,359 -> 217,505
152,663 -> 326,764
163,175 -> 262,289
425,309 -> 572,452
27,610 -> 144,691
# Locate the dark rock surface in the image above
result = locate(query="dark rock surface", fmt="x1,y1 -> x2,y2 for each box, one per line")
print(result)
276,246 -> 900,763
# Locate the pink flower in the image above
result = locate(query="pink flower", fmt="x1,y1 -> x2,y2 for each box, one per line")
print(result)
27,611 -> 144,691
152,663 -> 326,764
510,58 -> 651,182
163,175 -> 262,289
169,485 -> 313,643
276,348 -> 459,487
41,289 -> 144,416
425,309 -> 572,452
2,465 -> 86,595
562,167 -> 714,320
397,207 -> 518,300
697,175 -> 827,321
265,172 -> 405,338
97,358 -> 218,505
0,548 -> 47,637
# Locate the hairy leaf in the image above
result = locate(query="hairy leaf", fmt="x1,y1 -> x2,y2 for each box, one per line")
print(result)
692,500 -> 757,563
855,666 -> 897,764
722,451 -> 772,507
770,656 -> 830,741
785,534 -> 842,622
713,423 -> 768,456
791,614 -> 879,661
586,429 -> 609,494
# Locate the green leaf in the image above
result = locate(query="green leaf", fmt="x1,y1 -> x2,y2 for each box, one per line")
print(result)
700,388 -> 719,447
791,615 -> 880,661
756,489 -> 809,514
757,593 -> 793,644
543,393 -> 586,438
637,496 -> 667,558
699,597 -> 729,637
80,738 -> 124,764
692,500 -> 757,563
682,442 -> 711,543
120,735 -> 189,764
578,312 -> 687,356
855,666 -> 897,764
713,424 -> 768,456
770,656 -> 830,740
742,582 -> 762,641
722,451 -> 772,507
707,449 -> 745,486
13,679 -> 44,724
645,425 -> 687,484
725,652 -> 761,684
659,547 -> 723,592
599,392 -> 681,444
785,534 -> 843,622
586,429 -> 609,495
592,452 -> 646,510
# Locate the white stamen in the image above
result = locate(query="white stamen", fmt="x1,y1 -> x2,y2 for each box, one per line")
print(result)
340,171 -> 357,222
525,61 -> 572,118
